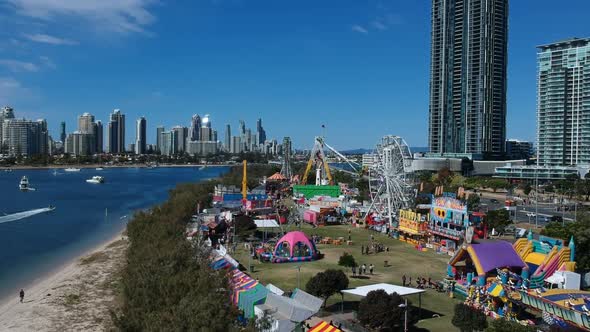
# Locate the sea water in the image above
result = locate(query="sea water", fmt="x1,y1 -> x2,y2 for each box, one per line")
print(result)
0,166 -> 228,300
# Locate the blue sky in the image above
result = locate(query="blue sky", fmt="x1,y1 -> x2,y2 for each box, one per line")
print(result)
0,0 -> 589,150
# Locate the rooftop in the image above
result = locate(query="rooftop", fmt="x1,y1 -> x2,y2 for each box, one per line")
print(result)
537,37 -> 590,50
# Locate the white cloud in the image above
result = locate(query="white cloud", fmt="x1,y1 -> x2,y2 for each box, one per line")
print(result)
39,56 -> 56,69
8,0 -> 158,34
0,59 -> 39,72
352,25 -> 368,34
371,20 -> 387,31
0,77 -> 34,105
24,33 -> 78,45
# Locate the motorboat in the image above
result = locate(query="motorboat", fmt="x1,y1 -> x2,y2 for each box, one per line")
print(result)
3,169 -> 12,172
95,167 -> 104,171
64,168 -> 81,172
19,176 -> 36,191
86,176 -> 105,184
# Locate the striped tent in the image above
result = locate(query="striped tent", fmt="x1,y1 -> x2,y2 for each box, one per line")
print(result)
309,321 -> 342,332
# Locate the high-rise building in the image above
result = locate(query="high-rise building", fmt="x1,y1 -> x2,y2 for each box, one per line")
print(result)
95,120 -> 103,153
65,131 -> 95,156
108,109 -> 125,154
280,137 -> 292,178
537,38 -> 590,166
224,124 -> 231,151
506,139 -> 534,160
1,118 -> 47,156
78,113 -> 95,134
156,126 -> 165,153
172,126 -> 188,153
202,114 -> 211,128
60,121 -> 66,143
230,136 -> 242,154
159,131 -> 172,156
239,120 -> 246,136
256,118 -> 266,145
428,0 -> 508,158
0,106 -> 15,146
135,117 -> 147,154
190,114 -> 201,141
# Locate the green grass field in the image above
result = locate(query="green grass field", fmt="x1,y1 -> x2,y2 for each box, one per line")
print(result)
233,224 -> 460,331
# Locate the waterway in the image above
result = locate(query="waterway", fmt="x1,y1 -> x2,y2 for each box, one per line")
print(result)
0,166 -> 228,300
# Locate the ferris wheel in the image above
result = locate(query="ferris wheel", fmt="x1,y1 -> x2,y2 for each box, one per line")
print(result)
366,135 -> 415,226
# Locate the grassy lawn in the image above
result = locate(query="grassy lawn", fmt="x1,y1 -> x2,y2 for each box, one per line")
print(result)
233,224 -> 460,331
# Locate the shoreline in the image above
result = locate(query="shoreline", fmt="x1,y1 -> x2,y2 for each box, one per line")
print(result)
1,164 -> 232,171
0,228 -> 126,329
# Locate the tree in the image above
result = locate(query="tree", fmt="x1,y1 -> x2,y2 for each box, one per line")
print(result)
452,303 -> 487,332
466,193 -> 481,211
486,179 -> 509,193
234,214 -> 257,237
485,319 -> 536,332
436,167 -> 453,187
305,269 -> 349,306
357,290 -> 417,330
486,209 -> 511,232
338,252 -> 357,272
523,183 -> 532,195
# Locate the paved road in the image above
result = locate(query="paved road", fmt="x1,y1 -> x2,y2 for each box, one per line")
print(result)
477,196 -> 578,226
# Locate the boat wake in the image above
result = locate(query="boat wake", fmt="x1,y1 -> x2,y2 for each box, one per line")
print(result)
0,207 -> 54,224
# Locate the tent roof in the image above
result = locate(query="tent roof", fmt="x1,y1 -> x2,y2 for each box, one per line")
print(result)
274,231 -> 317,257
291,288 -> 323,313
341,283 -> 425,297
255,219 -> 280,228
449,241 -> 527,275
268,172 -> 287,181
309,321 -> 342,332
258,293 -> 315,323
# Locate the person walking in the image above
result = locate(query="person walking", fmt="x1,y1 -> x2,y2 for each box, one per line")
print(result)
19,289 -> 24,303
362,264 -> 367,275
402,275 -> 407,286
369,264 -> 374,275
361,245 -> 364,255
352,265 -> 357,277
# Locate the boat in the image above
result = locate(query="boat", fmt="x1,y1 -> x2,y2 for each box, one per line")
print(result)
3,169 -> 12,172
86,176 -> 105,184
64,168 -> 81,172
96,167 -> 104,171
199,165 -> 207,170
53,169 -> 58,176
19,176 -> 36,191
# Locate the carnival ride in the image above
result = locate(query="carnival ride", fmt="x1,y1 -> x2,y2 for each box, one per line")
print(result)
301,136 -> 359,186
365,135 -> 415,227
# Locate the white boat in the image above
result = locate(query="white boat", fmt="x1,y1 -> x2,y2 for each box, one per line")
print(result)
53,169 -> 58,176
86,176 -> 105,184
64,168 -> 81,172
19,176 -> 36,191
96,167 -> 104,171
199,165 -> 207,170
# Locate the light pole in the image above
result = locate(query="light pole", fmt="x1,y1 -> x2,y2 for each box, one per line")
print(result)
295,265 -> 302,289
399,298 -> 408,332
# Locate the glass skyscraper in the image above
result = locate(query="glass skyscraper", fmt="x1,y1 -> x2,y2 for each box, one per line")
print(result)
428,0 -> 508,158
537,38 -> 590,166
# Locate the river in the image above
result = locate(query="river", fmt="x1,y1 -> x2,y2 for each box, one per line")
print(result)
0,166 -> 228,300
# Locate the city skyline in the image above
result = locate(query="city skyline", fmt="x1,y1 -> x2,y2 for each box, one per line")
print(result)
0,1 -> 589,150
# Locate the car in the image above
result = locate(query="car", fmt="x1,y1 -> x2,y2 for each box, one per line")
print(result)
550,215 -> 563,223
490,199 -> 499,203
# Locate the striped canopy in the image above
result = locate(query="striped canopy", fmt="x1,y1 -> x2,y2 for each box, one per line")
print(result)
309,321 -> 342,332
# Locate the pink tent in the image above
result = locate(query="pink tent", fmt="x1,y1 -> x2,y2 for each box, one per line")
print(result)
273,231 -> 318,258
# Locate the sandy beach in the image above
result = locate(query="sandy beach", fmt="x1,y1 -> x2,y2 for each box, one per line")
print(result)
0,231 -> 128,331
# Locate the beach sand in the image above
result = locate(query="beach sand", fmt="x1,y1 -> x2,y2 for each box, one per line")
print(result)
0,232 -> 128,331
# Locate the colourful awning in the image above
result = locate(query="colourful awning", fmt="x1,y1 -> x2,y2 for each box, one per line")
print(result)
309,321 -> 342,332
